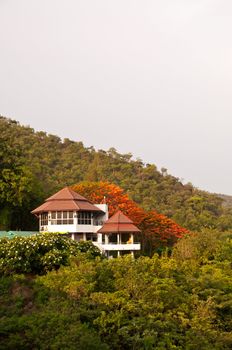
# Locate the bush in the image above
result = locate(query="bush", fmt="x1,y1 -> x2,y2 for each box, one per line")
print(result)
0,234 -> 101,275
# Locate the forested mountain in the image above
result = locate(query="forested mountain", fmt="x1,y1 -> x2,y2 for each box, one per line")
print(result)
1,115 -> 232,231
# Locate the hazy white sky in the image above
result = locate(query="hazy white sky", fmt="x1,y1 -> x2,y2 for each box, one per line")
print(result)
1,0 -> 232,194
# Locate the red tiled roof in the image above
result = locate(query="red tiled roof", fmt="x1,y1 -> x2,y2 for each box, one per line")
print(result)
97,210 -> 141,234
31,187 -> 103,214
46,187 -> 87,201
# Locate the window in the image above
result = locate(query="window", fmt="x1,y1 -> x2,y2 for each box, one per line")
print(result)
78,212 -> 92,225
40,213 -> 48,226
51,211 -> 74,225
86,233 -> 97,241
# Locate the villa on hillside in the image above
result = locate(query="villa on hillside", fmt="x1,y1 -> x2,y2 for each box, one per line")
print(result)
31,187 -> 141,257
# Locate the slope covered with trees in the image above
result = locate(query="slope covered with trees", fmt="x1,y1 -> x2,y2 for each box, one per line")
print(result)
1,115 -> 232,232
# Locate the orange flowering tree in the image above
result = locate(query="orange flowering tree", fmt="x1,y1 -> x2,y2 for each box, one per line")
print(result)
72,182 -> 189,255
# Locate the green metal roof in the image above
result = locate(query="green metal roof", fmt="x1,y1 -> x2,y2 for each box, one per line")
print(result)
0,231 -> 8,238
0,231 -> 38,239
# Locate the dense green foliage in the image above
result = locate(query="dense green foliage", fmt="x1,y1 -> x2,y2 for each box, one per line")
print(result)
0,125 -> 43,230
0,231 -> 232,349
1,116 -> 232,232
0,235 -> 101,275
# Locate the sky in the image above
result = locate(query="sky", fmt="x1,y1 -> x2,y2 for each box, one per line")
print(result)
1,0 -> 232,195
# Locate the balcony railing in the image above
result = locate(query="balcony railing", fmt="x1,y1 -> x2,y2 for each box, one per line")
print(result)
93,242 -> 141,251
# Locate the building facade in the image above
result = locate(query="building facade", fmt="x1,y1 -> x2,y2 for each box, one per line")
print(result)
32,187 -> 141,257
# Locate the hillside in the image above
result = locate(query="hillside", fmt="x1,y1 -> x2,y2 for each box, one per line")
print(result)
1,115 -> 232,231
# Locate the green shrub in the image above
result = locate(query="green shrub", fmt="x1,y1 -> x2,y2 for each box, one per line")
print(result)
0,234 -> 101,275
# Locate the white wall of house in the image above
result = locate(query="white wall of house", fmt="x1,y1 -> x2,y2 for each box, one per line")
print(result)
94,204 -> 108,222
43,223 -> 104,234
44,224 -> 76,233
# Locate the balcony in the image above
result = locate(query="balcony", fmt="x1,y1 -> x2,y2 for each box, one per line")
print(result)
93,242 -> 141,252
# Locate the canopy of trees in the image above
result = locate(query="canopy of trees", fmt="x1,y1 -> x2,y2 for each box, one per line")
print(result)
0,231 -> 232,349
1,116 -> 232,232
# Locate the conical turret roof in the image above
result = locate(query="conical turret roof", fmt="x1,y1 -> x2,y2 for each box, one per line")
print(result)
31,187 -> 103,214
97,210 -> 140,234
46,187 -> 87,201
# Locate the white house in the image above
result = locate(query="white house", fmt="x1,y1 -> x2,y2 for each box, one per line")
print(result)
31,187 -> 141,257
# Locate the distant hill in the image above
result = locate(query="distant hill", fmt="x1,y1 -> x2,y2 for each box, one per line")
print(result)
216,194 -> 232,208
1,115 -> 232,231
